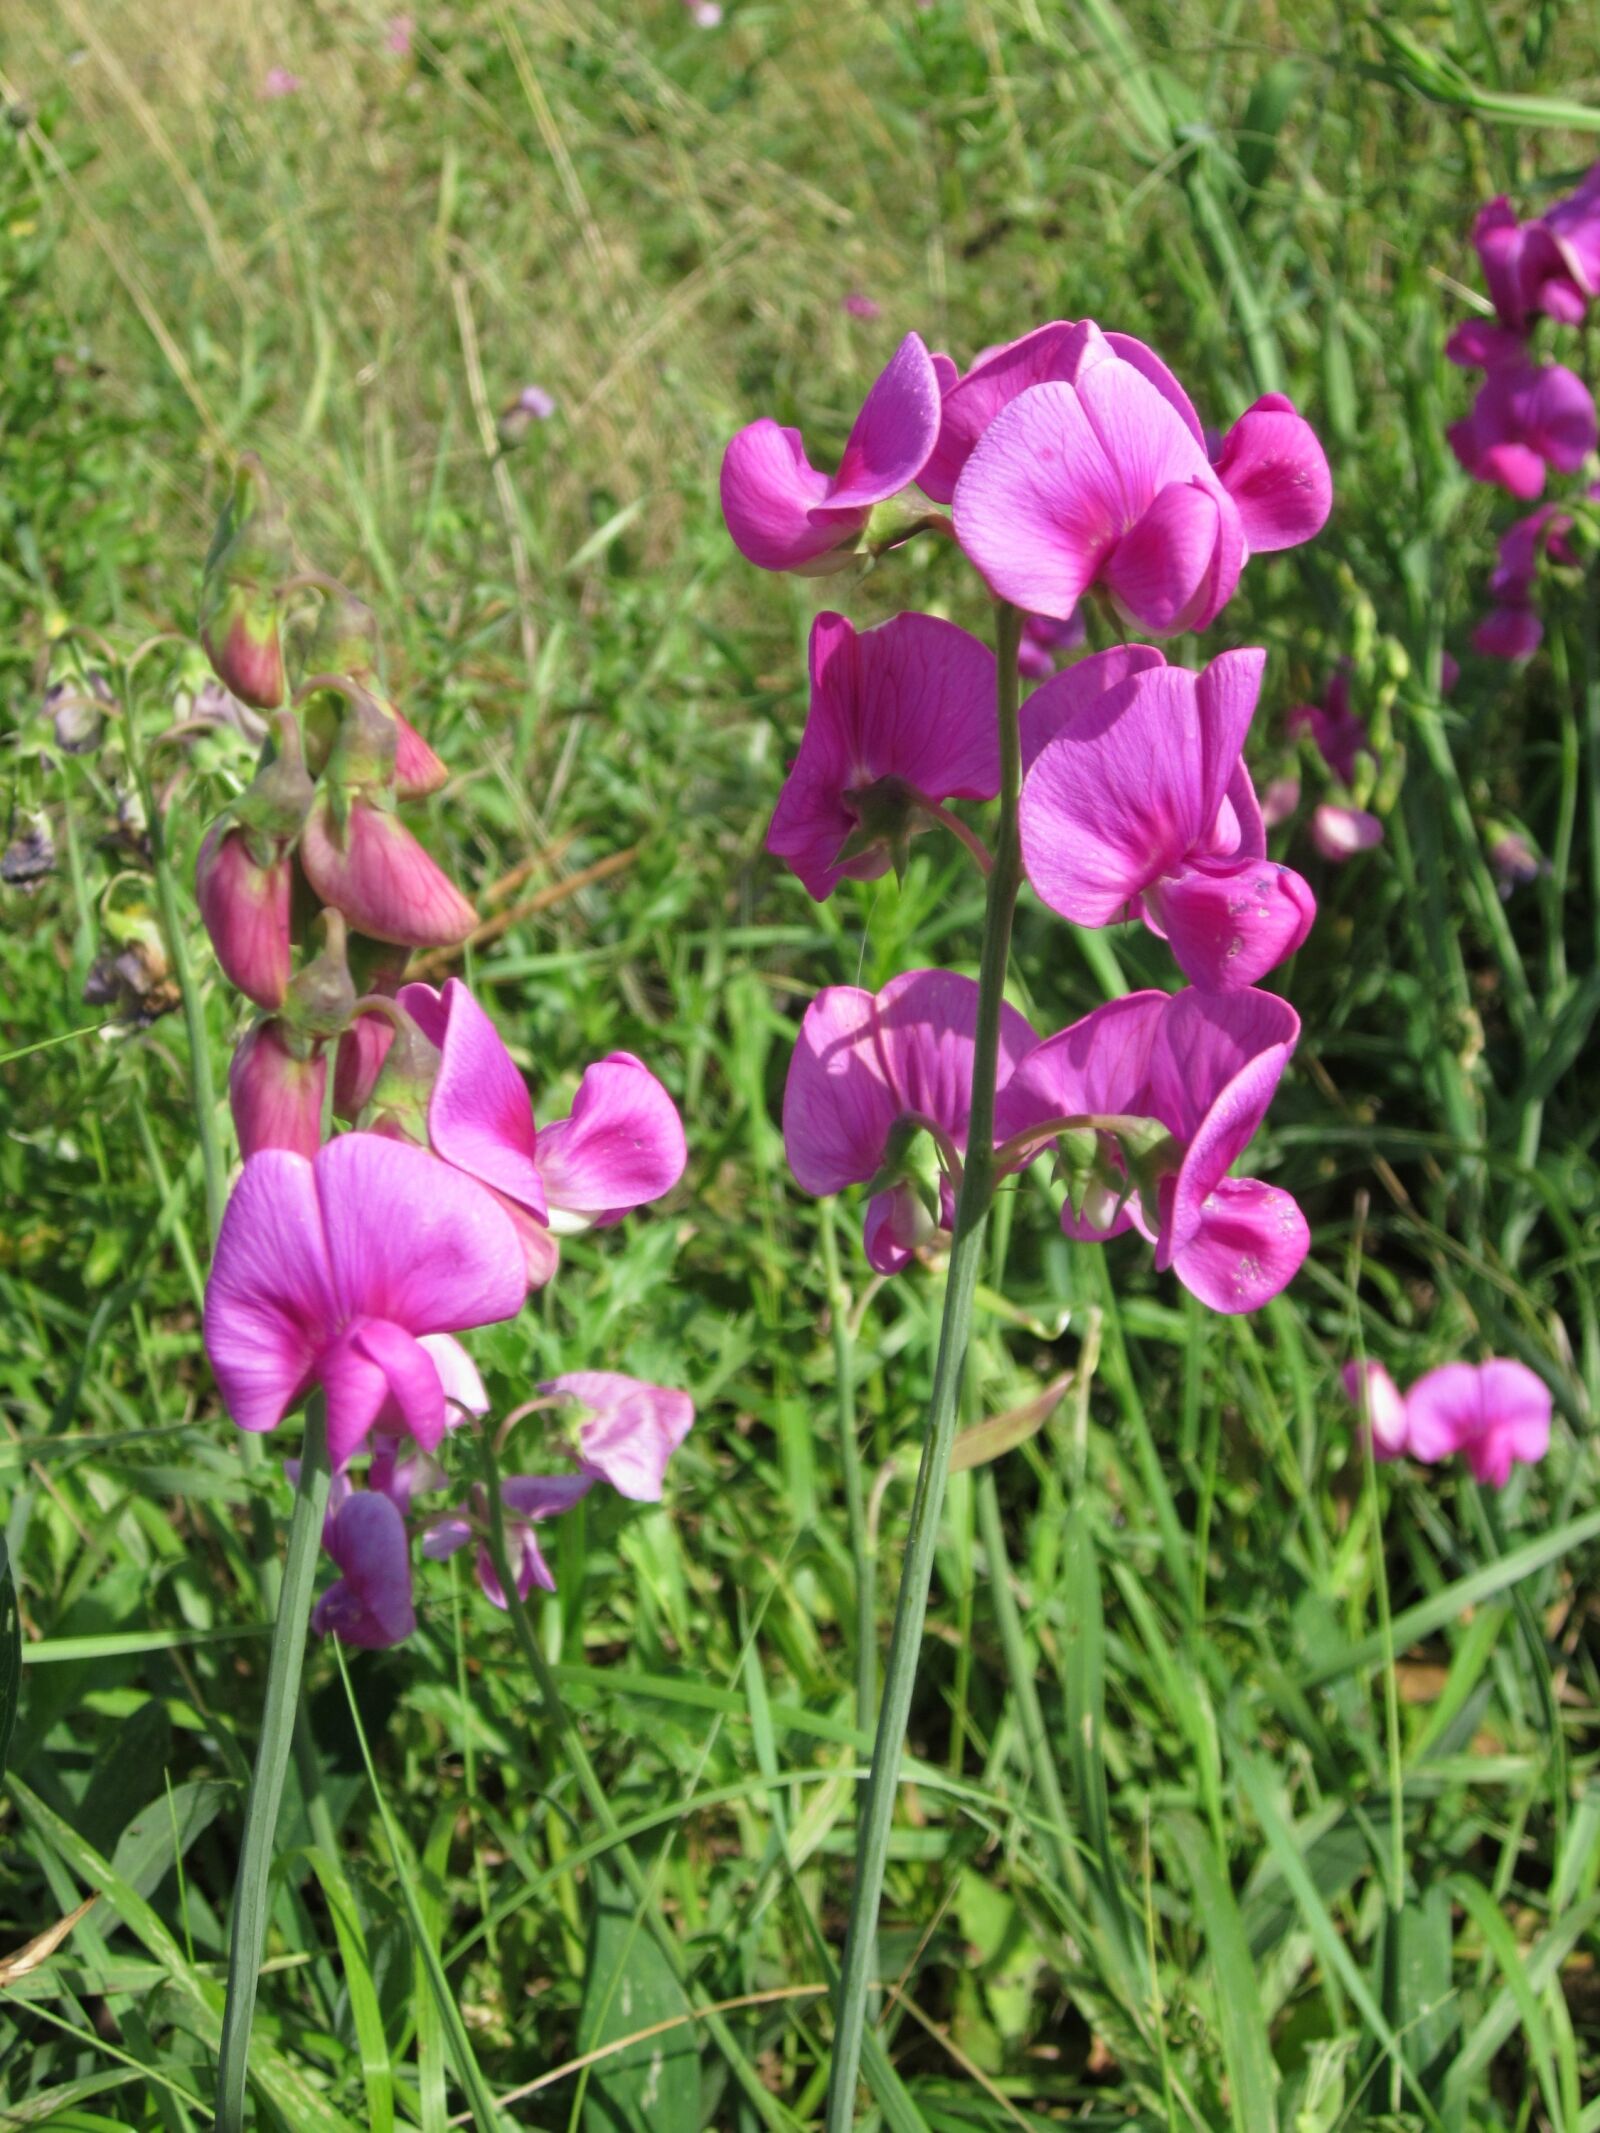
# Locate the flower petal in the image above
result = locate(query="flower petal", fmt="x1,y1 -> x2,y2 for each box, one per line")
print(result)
315,1491 -> 416,1648
829,332 -> 942,506
1104,479 -> 1227,636
548,1370 -> 695,1501
952,379 -> 1124,618
874,969 -> 1036,1148
1210,395 -> 1333,554
1144,857 -> 1316,991
1018,644 -> 1166,773
1341,1359 -> 1410,1459
536,1054 -> 686,1219
424,978 -> 547,1219
782,987 -> 901,1194
1169,1176 -> 1308,1313
299,796 -> 477,949
204,1151 -> 336,1434
1150,988 -> 1299,1245
993,990 -> 1168,1144
918,319 -> 1095,504
718,420 -> 840,572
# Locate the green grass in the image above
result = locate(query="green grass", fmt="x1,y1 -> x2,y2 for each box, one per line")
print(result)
2,1 -> 1599,2126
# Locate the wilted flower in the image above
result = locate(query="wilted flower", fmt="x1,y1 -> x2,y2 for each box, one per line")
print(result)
767,610 -> 998,898
543,1371 -> 695,1500
46,671 -> 114,755
782,971 -> 1037,1273
2,809 -> 55,890
312,1483 -> 415,1648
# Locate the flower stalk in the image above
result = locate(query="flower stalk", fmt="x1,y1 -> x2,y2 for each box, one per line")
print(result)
823,601 -> 1025,2130
213,1396 -> 331,2133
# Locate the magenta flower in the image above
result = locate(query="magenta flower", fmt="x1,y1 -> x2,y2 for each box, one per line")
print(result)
1309,804 -> 1383,861
1341,1359 -> 1411,1460
384,13 -> 414,55
1287,667 -> 1367,786
767,611 -> 998,898
720,333 -> 942,574
1404,1359 -> 1552,1487
300,792 -> 476,949
842,291 -> 882,321
527,1052 -> 687,1232
541,1371 -> 694,1501
312,1484 -> 416,1648
230,1019 -> 326,1160
1016,608 -> 1086,680
782,970 -> 1037,1273
1018,648 -> 1315,991
994,986 -> 1307,1313
423,1474 -> 593,1607
1465,178 -> 1600,337
1473,604 -> 1543,661
1446,360 -> 1596,499
1537,165 -> 1600,321
1489,829 -> 1545,895
202,1134 -> 525,1470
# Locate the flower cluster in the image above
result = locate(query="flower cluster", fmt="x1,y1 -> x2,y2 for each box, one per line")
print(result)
724,317 -> 1333,1311
1343,1356 -> 1551,1489
1446,167 -> 1600,656
196,462 -> 690,1643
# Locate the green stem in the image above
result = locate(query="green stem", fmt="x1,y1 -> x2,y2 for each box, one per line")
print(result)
824,600 -> 1026,2131
819,1199 -> 874,1731
475,1439 -> 795,2133
212,1398 -> 331,2133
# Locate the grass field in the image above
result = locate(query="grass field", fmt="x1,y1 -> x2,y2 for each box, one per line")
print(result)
3,2 -> 1600,2127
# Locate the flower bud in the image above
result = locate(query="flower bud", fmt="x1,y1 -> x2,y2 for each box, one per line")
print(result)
230,1018 -> 326,1158
233,711 -> 316,843
281,906 -> 357,1041
364,1001 -> 442,1142
332,940 -> 405,1118
300,787 -> 476,949
196,824 -> 292,1008
199,455 -> 295,709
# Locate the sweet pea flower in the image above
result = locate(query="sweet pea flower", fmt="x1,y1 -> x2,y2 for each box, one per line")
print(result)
543,1371 -> 694,1501
1310,803 -> 1383,861
1260,776 -> 1300,829
1016,608 -> 1086,680
1473,603 -> 1543,661
1018,647 -> 1316,990
1340,1359 -> 1410,1459
423,1474 -> 593,1607
1537,165 -> 1600,321
782,970 -> 1037,1273
842,291 -> 882,321
720,333 -> 942,574
1404,1359 -> 1552,1487
312,1484 -> 416,1648
935,322 -> 1329,634
1446,359 -> 1596,500
397,979 -> 685,1286
1489,828 -> 1546,895
203,1133 -> 525,1470
767,610 -> 998,898
261,66 -> 303,99
993,986 -> 1308,1313
1288,667 -> 1367,785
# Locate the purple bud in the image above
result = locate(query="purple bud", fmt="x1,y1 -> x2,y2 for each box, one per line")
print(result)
230,1019 -> 326,1159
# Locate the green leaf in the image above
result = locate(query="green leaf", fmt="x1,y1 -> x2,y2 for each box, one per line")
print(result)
0,1537 -> 19,1784
1236,58 -> 1305,202
577,1863 -> 701,2133
110,1777 -> 235,1900
1168,1814 -> 1278,2133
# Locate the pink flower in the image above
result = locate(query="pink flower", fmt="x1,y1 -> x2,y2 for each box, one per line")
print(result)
1446,359 -> 1596,499
1404,1359 -> 1552,1486
1489,829 -> 1545,895
312,1486 -> 416,1648
398,980 -> 685,1286
720,333 -> 942,573
230,1019 -> 326,1159
1287,667 -> 1367,786
1018,647 -> 1315,991
766,611 -> 998,899
683,0 -> 723,23
1537,165 -> 1600,321
1473,604 -> 1543,661
1310,803 -> 1383,860
196,826 -> 292,1009
202,1133 -> 525,1470
1340,1360 -> 1410,1459
261,66 -> 303,99
385,13 -> 414,55
300,794 -> 477,949
782,970 -> 1037,1273
993,986 -> 1307,1313
543,1371 -> 694,1501
842,292 -> 882,321
1016,608 -> 1086,680
1260,776 -> 1300,829
423,1474 -> 593,1607
1440,652 -> 1460,695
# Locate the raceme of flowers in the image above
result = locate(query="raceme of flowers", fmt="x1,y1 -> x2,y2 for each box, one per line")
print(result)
725,313 -> 1335,1312
1343,1356 -> 1552,1488
1446,164 -> 1600,658
196,463 -> 691,1644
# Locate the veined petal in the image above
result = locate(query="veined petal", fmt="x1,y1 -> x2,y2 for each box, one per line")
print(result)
1211,395 -> 1333,553
993,990 -> 1167,1144
952,379 -> 1124,618
783,986 -> 901,1195
536,1054 -> 685,1218
300,795 -> 477,950
1155,990 -> 1299,1248
1169,1176 -> 1308,1312
874,969 -> 1036,1148
918,319 -> 1094,504
829,331 -> 942,506
204,1151 -> 336,1434
1019,644 -> 1166,773
424,978 -> 547,1219
1104,480 -> 1226,637
1145,857 -> 1315,991
554,1371 -> 694,1502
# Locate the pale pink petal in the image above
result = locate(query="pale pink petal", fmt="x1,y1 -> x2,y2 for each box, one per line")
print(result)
314,1132 -> 527,1333
863,1183 -> 933,1273
1169,1176 -> 1308,1313
918,320 -> 1095,503
300,796 -> 476,949
1210,395 -> 1333,553
536,1054 -> 685,1219
204,1151 -> 336,1434
1341,1359 -> 1410,1459
782,986 -> 901,1194
421,1510 -> 473,1560
1144,858 -> 1316,991
422,978 -> 547,1219
417,1332 -> 490,1415
546,1371 -> 694,1501
1310,804 -> 1384,860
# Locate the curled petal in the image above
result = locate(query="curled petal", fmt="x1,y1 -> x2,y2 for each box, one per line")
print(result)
416,977 -> 547,1220
204,1151 -> 335,1434
313,1491 -> 416,1648
1144,858 -> 1316,991
1168,1176 -> 1309,1313
1210,395 -> 1333,554
1104,479 -> 1231,635
321,1317 -> 445,1471
1341,1360 -> 1410,1459
1310,804 -> 1383,860
863,1183 -> 936,1274
536,1054 -> 686,1220
547,1370 -> 695,1502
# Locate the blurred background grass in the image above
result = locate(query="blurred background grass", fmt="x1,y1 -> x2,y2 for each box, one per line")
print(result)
3,2 -> 1600,2127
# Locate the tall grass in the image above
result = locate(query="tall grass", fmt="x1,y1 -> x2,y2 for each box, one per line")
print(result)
1,2 -> 1598,2125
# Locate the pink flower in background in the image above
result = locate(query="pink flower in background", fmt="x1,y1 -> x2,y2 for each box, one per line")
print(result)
515,384 -> 556,421
229,1020 -> 326,1159
312,1485 -> 416,1648
203,1134 -> 525,1470
1288,667 -> 1367,786
261,67 -> 303,99
1261,776 -> 1300,829
1016,608 -> 1086,680
843,291 -> 882,321
1405,1359 -> 1552,1486
385,13 -> 414,55
766,610 -> 998,899
1310,803 -> 1383,861
1489,829 -> 1546,895
424,1474 -> 593,1607
1019,648 -> 1316,990
1440,651 -> 1461,695
1473,603 -> 1544,660
1341,1359 -> 1411,1459
994,986 -> 1308,1313
720,333 -> 942,573
544,1372 -> 695,1501
1537,164 -> 1600,320
683,0 -> 724,23
783,971 -> 1037,1273
1446,359 -> 1596,499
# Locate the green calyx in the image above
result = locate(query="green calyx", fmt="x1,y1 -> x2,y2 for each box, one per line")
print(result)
279,908 -> 357,1047
837,774 -> 930,886
866,1113 -> 947,1223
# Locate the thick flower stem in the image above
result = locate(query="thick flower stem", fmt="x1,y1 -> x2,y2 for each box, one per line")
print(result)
824,600 -> 1026,2132
213,1399 -> 331,2133
476,1442 -> 796,2133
